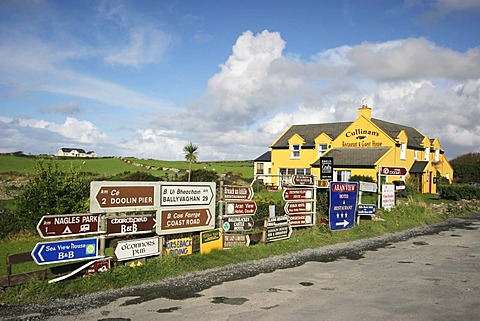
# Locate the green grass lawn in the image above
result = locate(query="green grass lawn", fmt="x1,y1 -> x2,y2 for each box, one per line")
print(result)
0,155 -> 254,180
1,199 -> 478,305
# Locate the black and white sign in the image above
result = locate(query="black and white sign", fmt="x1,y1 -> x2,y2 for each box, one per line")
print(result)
320,157 -> 334,180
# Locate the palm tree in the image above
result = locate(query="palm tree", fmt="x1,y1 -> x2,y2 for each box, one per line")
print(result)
183,142 -> 198,182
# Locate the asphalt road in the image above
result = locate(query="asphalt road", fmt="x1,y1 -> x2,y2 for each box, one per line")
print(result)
1,214 -> 479,321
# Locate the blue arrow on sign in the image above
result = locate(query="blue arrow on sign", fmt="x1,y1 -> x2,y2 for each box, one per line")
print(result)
31,237 -> 101,265
329,182 -> 358,231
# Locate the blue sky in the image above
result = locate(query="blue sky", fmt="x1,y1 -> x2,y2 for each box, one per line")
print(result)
1,0 -> 479,161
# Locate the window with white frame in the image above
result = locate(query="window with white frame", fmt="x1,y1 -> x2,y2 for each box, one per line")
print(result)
400,143 -> 406,160
435,149 -> 440,162
334,170 -> 351,182
295,168 -> 311,175
425,147 -> 430,161
256,162 -> 264,174
291,144 -> 300,159
414,150 -> 418,160
318,143 -> 328,157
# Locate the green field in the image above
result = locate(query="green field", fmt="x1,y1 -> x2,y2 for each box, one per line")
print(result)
0,155 -> 254,180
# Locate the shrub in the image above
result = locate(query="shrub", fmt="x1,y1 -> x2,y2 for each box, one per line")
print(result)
0,207 -> 21,238
438,184 -> 480,201
349,175 -> 375,183
180,169 -> 219,183
15,160 -> 89,231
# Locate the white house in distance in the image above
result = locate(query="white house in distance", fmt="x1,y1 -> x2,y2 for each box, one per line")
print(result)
57,148 -> 96,158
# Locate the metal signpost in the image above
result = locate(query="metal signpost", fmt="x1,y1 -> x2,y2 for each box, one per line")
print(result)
106,215 -> 156,236
222,216 -> 254,232
382,184 -> 395,210
223,185 -> 253,200
90,182 -> 157,213
157,182 -> 216,235
377,166 -> 407,208
160,183 -> 215,207
114,236 -> 160,261
264,215 -> 292,242
291,175 -> 314,186
36,213 -> 102,238
357,204 -> 377,224
31,237 -> 102,265
221,184 -> 257,234
282,188 -> 314,201
329,182 -> 358,231
223,234 -> 250,248
283,201 -> 314,227
224,201 -> 257,215
283,184 -> 315,227
284,201 -> 314,214
159,208 -> 214,234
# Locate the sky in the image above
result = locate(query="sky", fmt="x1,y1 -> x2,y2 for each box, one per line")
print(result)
1,0 -> 479,161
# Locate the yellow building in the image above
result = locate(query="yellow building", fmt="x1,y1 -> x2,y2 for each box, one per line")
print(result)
256,105 -> 453,194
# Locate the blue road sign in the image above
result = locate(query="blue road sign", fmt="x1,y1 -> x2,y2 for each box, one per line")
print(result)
31,237 -> 101,265
329,182 -> 358,231
358,204 -> 377,216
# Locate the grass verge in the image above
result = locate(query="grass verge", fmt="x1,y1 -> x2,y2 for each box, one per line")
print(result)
1,200 -> 478,306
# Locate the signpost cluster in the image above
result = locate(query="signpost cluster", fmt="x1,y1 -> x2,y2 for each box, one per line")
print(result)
263,215 -> 292,242
32,181 -> 217,270
377,166 -> 406,210
220,184 -> 255,248
29,162 -> 408,282
282,175 -> 316,228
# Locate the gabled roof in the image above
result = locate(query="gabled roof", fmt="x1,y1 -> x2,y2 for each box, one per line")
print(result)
312,147 -> 390,168
271,118 -> 428,150
371,118 -> 425,149
271,122 -> 351,148
61,148 -> 86,153
254,151 -> 271,162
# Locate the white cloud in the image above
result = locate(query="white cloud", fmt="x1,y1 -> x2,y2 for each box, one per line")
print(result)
149,32 -> 480,160
207,30 -> 287,123
0,116 -> 107,152
48,117 -> 108,143
120,129 -> 188,160
104,26 -> 173,68
345,38 -> 480,81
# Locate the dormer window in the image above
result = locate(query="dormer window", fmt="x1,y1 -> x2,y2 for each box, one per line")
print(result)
400,143 -> 406,160
425,147 -> 430,161
291,144 -> 300,159
318,144 -> 328,157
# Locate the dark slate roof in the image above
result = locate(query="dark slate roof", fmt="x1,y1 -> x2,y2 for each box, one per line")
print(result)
272,118 -> 428,150
409,161 -> 429,173
61,148 -> 86,153
254,151 -> 271,162
312,147 -> 391,167
371,118 -> 425,149
271,122 -> 352,148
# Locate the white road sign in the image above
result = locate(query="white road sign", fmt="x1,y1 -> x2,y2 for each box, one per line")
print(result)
114,236 -> 160,261
160,183 -> 215,207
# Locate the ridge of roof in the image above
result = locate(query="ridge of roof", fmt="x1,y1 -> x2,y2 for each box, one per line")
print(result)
312,147 -> 390,167
370,118 -> 426,148
272,117 -> 430,150
271,121 -> 352,148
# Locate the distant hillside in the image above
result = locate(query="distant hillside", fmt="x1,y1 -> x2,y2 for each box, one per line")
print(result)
0,154 -> 254,181
450,153 -> 480,183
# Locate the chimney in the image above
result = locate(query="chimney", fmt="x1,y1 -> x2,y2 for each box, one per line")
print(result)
358,104 -> 372,119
